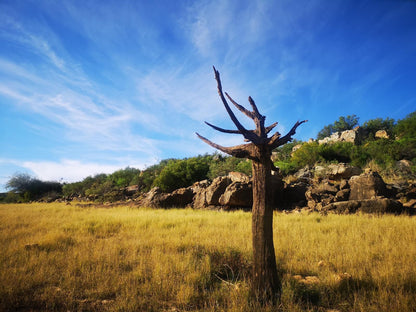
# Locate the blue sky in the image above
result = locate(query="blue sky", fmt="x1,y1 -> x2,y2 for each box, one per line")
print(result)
1,0 -> 415,190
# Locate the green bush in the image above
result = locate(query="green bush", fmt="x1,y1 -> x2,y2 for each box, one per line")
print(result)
362,117 -> 395,140
207,155 -> 251,180
395,111 -> 416,139
5,173 -> 62,202
153,156 -> 211,192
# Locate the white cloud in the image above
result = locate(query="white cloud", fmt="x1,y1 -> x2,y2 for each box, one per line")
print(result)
20,159 -> 143,183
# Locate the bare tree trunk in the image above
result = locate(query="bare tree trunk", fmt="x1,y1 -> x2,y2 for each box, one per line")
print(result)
196,67 -> 305,305
251,151 -> 280,302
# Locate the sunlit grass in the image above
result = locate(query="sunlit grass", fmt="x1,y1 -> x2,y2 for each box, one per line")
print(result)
0,203 -> 415,311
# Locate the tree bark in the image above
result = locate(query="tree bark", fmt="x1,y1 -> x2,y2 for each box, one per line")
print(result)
251,149 -> 281,303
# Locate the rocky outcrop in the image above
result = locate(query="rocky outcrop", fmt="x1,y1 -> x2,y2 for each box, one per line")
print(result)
136,167 -> 412,215
295,163 -> 361,181
318,127 -> 363,145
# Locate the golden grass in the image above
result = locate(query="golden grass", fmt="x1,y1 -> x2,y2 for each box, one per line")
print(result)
0,203 -> 415,311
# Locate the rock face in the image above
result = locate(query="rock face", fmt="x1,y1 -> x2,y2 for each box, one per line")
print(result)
191,180 -> 210,209
139,187 -> 163,207
219,182 -> 252,208
138,186 -> 194,208
192,173 -> 253,209
349,171 -> 387,200
228,171 -> 250,183
326,163 -> 362,180
205,176 -> 232,206
136,166 -> 411,215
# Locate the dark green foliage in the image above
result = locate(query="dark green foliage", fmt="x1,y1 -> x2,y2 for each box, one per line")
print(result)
395,111 -> 416,139
332,115 -> 359,132
362,117 -> 395,140
5,173 -> 62,202
108,167 -> 141,187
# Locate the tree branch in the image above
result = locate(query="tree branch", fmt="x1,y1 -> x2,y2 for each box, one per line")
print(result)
213,67 -> 258,143
265,122 -> 278,134
248,96 -> 261,118
205,122 -> 241,134
196,133 -> 256,159
225,92 -> 255,120
269,120 -> 307,149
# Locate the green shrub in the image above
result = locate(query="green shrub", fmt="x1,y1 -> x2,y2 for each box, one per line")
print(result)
207,155 -> 251,180
153,156 -> 211,192
395,111 -> 416,139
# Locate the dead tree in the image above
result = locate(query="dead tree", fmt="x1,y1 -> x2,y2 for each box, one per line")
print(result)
196,67 -> 306,303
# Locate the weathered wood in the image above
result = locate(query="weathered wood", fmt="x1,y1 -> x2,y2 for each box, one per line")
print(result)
196,67 -> 305,303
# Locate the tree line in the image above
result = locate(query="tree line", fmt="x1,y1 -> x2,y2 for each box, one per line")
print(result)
2,111 -> 415,203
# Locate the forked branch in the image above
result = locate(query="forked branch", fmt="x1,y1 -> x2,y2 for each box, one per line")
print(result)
195,133 -> 256,159
269,120 -> 307,149
265,122 -> 278,134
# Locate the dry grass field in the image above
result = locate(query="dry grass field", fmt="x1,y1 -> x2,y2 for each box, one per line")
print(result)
0,203 -> 415,311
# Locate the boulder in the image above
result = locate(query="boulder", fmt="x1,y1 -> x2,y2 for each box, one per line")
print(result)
138,187 -> 163,207
228,171 -> 250,183
326,163 -> 362,180
279,181 -> 308,209
205,176 -> 232,205
125,185 -> 140,195
219,182 -> 252,208
340,129 -> 357,143
349,171 -> 387,200
335,189 -> 350,201
191,180 -> 210,209
375,130 -> 389,139
294,166 -> 314,180
159,187 -> 194,208
305,180 -> 338,207
323,198 -> 403,215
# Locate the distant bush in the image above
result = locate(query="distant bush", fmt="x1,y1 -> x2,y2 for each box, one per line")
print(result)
5,173 -> 62,202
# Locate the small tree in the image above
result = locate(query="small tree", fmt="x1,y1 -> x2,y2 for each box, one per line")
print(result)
196,67 -> 306,303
